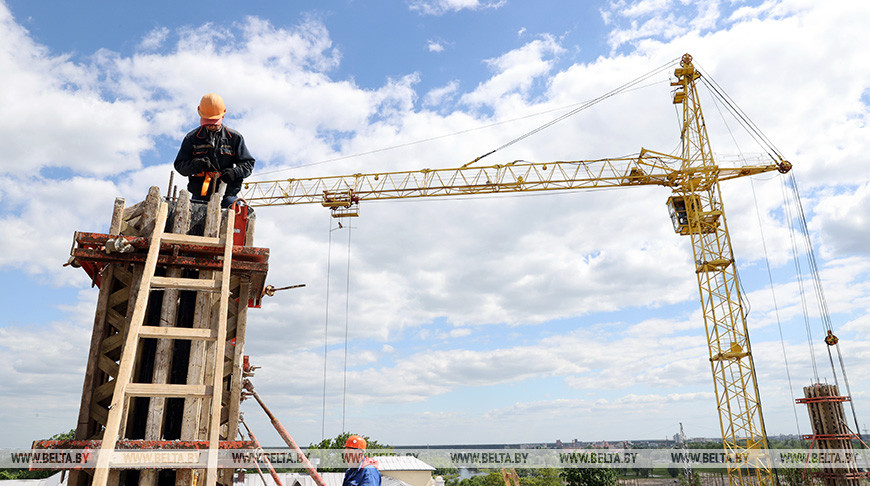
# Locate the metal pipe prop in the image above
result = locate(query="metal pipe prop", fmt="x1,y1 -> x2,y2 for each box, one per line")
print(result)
240,417 -> 285,486
239,430 -> 270,486
245,381 -> 328,486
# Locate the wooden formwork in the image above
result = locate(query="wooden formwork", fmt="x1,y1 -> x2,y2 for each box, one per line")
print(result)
800,383 -> 866,486
66,187 -> 268,486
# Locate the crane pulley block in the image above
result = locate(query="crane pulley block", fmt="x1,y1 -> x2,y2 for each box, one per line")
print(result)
321,190 -> 360,218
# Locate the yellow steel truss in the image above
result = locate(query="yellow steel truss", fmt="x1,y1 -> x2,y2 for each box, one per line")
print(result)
673,53 -> 773,485
242,152 -> 779,208
240,53 -> 789,485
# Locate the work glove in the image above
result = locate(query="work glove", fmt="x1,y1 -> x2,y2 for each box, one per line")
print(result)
220,168 -> 237,183
192,157 -> 211,172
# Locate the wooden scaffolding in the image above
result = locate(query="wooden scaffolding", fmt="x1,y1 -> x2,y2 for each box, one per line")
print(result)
62,187 -> 269,486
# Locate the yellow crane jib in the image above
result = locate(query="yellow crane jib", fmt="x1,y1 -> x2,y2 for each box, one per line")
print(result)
240,53 -> 795,485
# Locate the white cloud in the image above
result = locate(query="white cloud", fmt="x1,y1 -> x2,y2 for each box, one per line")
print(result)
601,0 -> 725,50
427,40 -> 445,52
619,0 -> 675,18
0,289 -> 97,441
461,35 -> 564,106
423,80 -> 459,106
0,8 -> 149,177
138,26 -> 169,51
812,183 -> 870,258
2,0 -> 870,447
408,0 -> 506,16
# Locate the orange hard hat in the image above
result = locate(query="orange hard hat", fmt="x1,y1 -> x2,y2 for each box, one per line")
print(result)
345,435 -> 366,450
198,93 -> 226,120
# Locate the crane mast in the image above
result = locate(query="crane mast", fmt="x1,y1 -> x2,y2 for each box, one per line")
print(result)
241,54 -> 790,485
672,53 -> 772,485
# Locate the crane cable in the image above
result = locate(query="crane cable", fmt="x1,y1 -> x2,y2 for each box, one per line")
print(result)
785,171 -> 863,439
253,67 -> 677,179
463,56 -> 683,167
321,217 -> 355,438
697,68 -> 787,165
342,221 -> 353,433
698,64 -> 863,438
321,217 -> 335,440
780,177 -> 821,382
705,84 -> 803,435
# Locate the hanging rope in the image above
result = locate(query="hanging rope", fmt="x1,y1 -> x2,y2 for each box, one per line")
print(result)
342,221 -> 353,432
322,218 -> 335,440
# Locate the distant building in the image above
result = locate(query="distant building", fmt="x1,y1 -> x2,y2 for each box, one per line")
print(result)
377,455 -> 437,486
237,456 -> 435,486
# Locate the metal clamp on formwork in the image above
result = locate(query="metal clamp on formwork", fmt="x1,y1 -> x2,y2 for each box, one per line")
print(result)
263,283 -> 306,297
242,356 -> 260,378
241,359 -> 328,486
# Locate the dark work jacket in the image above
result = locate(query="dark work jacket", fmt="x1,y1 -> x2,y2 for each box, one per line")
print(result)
174,125 -> 255,199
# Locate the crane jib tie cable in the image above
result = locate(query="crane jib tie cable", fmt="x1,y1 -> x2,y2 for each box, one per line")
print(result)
464,57 -> 682,167
698,64 -> 864,439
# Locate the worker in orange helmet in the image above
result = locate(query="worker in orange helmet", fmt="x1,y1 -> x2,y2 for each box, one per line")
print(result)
342,435 -> 381,486
174,93 -> 255,208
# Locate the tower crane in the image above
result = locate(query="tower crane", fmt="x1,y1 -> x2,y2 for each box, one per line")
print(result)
241,54 -> 791,485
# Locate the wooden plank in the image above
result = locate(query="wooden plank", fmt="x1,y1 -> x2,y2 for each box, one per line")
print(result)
151,276 -> 220,291
142,191 -> 192,486
91,201 -> 168,486
73,233 -> 269,263
138,326 -> 217,340
180,195 -> 221,439
97,354 -> 120,378
135,187 -> 164,236
244,210 -> 256,247
112,265 -> 134,286
160,232 -> 224,247
94,380 -> 116,403
90,406 -> 108,427
72,248 -> 268,274
177,193 -> 222,486
115,266 -> 144,441
196,211 -> 229,442
121,201 -> 144,222
73,199 -> 125,447
107,286 -> 131,310
205,204 -> 236,486
126,383 -> 211,398
225,278 -> 248,440
105,308 -> 126,332
100,333 -> 124,355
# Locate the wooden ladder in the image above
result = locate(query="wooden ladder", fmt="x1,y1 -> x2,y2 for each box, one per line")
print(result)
92,201 -> 235,486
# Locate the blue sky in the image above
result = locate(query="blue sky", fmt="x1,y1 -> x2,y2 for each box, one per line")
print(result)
2,0 -> 870,449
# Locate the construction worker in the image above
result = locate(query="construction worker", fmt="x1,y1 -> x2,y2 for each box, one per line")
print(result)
343,435 -> 381,486
174,93 -> 255,208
